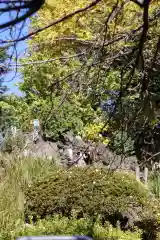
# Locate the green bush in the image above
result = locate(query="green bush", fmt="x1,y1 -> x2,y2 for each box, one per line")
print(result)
0,216 -> 142,240
25,167 -> 149,227
109,131 -> 135,156
80,122 -> 110,144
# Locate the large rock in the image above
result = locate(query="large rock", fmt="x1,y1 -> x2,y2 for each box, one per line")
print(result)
21,130 -> 138,171
56,132 -> 87,166
23,135 -> 60,163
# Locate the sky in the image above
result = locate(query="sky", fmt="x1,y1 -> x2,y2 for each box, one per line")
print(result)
0,6 -> 30,96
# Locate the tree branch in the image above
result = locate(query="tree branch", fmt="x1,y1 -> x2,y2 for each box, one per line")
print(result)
0,0 -> 45,29
5,52 -> 86,69
0,0 -> 102,43
0,2 -> 29,12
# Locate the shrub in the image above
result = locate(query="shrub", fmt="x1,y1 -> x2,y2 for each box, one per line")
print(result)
25,167 -> 149,228
81,122 -> 110,145
1,130 -> 26,154
136,217 -> 160,240
0,216 -> 142,240
109,131 -> 135,156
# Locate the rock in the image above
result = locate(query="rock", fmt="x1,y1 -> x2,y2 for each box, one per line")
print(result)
121,207 -> 141,230
19,130 -> 138,171
107,207 -> 141,231
73,135 -> 86,148
22,136 -> 60,163
64,130 -> 74,143
75,135 -> 83,141
76,158 -> 86,167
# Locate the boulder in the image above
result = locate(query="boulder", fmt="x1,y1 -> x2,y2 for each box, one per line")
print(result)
20,130 -> 138,171
22,135 -> 60,163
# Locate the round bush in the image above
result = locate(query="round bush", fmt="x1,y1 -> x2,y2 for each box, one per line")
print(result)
25,167 -> 150,227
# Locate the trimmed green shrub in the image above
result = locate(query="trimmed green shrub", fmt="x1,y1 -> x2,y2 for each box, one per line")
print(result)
0,216 -> 142,240
25,167 -> 149,228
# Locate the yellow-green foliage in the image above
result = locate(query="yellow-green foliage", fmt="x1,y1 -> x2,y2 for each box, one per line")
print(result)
0,216 -> 142,240
81,122 -> 110,144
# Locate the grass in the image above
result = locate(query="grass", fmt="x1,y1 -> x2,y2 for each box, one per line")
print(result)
149,171 -> 160,199
0,153 -> 57,233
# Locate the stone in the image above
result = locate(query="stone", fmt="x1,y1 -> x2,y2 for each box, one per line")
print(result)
22,135 -> 60,163
76,158 -> 86,167
75,135 -> 82,141
64,130 -> 74,143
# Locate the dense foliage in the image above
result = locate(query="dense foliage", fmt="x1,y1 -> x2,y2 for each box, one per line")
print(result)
3,0 -> 156,163
25,166 -> 160,239
25,167 -> 149,222
0,48 -> 10,136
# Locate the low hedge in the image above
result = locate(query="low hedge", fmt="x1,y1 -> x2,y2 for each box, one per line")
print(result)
25,167 -> 150,228
0,216 -> 142,240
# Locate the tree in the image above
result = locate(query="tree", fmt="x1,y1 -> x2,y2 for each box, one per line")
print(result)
0,49 -> 19,137
0,48 -> 9,133
9,0 -> 160,166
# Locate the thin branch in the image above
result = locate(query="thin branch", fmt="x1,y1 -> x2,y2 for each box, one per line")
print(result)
0,0 -> 45,29
0,4 -> 29,12
5,52 -> 86,69
1,8 -> 159,49
100,1 -> 151,134
140,151 -> 160,165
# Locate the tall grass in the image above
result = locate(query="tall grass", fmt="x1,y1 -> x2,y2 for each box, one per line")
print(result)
149,171 -> 160,198
0,154 -> 57,233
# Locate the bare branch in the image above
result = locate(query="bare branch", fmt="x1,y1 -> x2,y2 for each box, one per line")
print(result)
0,0 -> 45,29
0,0 -> 102,43
0,3 -> 29,12
5,52 -> 86,69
